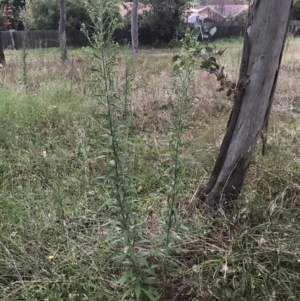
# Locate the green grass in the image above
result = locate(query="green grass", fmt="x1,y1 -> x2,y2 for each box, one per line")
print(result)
1,37 -> 300,300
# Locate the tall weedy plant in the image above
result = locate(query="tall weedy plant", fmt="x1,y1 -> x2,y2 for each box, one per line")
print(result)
122,55 -> 134,119
84,1 -> 159,300
163,30 -> 197,256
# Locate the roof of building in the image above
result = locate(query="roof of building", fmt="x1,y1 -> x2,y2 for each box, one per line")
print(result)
204,5 -> 248,19
188,5 -> 248,20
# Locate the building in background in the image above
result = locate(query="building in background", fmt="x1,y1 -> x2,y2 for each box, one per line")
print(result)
186,4 -> 248,22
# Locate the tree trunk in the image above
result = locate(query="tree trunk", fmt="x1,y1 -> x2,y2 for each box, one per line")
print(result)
173,0 -> 180,39
197,0 -> 293,208
59,0 -> 67,62
0,32 -> 5,66
131,0 -> 139,55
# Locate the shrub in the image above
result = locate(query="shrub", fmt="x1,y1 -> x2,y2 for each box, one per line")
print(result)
22,0 -> 122,30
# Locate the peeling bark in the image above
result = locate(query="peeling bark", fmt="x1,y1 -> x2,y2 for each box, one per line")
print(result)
197,0 -> 293,208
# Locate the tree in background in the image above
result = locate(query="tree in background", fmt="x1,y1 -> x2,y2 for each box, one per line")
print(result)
0,32 -> 5,66
0,0 -> 25,29
59,0 -> 67,62
0,5 -> 5,28
18,0 -> 34,29
292,0 -> 300,20
19,0 -> 91,30
27,0 -> 122,30
23,0 -> 60,29
131,0 -> 139,54
141,0 -> 190,43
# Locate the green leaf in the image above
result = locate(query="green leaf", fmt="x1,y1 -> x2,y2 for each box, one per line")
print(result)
93,52 -> 103,60
172,55 -> 180,62
142,289 -> 160,301
137,257 -> 149,267
114,253 -> 127,266
129,245 -> 135,260
226,89 -> 232,97
173,64 -> 180,73
117,270 -> 131,286
122,288 -> 133,299
231,82 -> 236,89
117,189 -> 124,201
200,60 -> 211,69
209,56 -> 216,62
217,47 -> 227,56
217,73 -> 225,81
143,268 -> 157,277
134,283 -> 141,299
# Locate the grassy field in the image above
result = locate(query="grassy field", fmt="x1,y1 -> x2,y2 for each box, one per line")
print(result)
1,37 -> 300,301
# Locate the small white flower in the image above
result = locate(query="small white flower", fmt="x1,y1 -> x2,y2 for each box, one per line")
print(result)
192,265 -> 201,273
